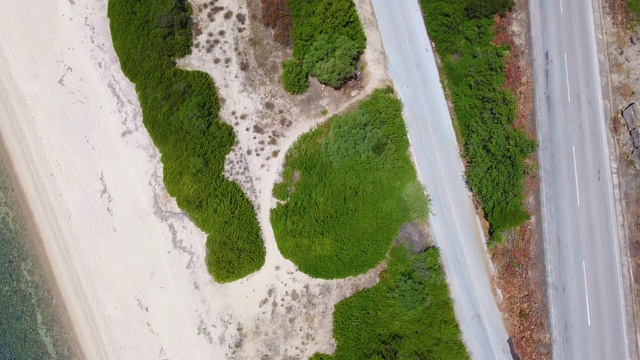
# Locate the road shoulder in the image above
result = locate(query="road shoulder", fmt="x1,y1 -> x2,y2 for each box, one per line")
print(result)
589,0 -> 640,357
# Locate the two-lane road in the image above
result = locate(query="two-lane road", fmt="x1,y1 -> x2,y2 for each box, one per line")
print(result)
530,1 -> 635,358
372,1 -> 512,358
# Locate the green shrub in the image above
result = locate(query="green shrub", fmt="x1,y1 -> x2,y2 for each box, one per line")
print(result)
304,35 -> 361,87
108,0 -> 265,282
629,0 -> 640,24
310,247 -> 468,360
281,59 -> 309,94
271,88 -> 428,279
282,0 -> 366,93
420,0 -> 536,243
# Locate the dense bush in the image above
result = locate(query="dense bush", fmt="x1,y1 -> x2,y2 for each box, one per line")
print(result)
108,0 -> 265,282
420,0 -> 536,243
281,59 -> 309,94
281,0 -> 366,93
271,88 -> 428,279
466,0 -> 513,18
310,247 -> 468,360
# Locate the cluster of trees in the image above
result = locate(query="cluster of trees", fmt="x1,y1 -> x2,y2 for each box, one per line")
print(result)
311,247 -> 468,360
271,88 -> 428,279
281,0 -> 366,94
420,0 -> 536,243
108,0 -> 265,282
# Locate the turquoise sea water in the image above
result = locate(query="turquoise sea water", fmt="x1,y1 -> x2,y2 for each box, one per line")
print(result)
0,153 -> 80,359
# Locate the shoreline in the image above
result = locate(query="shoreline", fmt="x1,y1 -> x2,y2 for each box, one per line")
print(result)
0,51 -> 102,357
0,116 -> 84,359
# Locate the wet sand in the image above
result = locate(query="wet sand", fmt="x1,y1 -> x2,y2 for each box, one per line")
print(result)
0,133 -> 83,359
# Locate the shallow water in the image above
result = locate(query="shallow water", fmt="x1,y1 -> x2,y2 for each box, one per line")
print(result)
0,153 -> 80,359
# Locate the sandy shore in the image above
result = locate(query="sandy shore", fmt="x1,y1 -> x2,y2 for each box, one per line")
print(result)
0,0 -> 388,358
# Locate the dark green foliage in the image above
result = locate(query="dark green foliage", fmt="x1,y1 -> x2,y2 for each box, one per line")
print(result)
310,247 -> 468,360
282,0 -> 366,92
420,0 -> 536,243
281,59 -> 309,94
271,88 -> 428,279
108,0 -> 265,282
466,0 -> 513,18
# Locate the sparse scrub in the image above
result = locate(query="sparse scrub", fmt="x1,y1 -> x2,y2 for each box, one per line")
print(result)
420,0 -> 536,243
108,0 -> 265,282
271,88 -> 428,279
310,246 -> 468,360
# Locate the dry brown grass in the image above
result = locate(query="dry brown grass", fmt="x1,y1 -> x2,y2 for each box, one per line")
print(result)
490,0 -> 552,358
260,0 -> 292,46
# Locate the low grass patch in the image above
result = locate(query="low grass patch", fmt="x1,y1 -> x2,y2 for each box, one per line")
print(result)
108,0 -> 264,282
629,0 -> 640,24
420,0 -> 536,243
271,88 -> 428,279
311,246 -> 468,360
281,0 -> 366,93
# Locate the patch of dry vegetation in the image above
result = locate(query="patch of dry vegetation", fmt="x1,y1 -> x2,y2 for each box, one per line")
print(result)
489,1 -> 551,358
260,0 -> 292,46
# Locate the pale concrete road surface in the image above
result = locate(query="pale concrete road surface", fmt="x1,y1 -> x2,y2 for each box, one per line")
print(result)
529,1 -> 635,359
372,1 -> 512,358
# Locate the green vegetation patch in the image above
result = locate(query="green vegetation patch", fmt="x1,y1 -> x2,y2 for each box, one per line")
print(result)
108,0 -> 264,282
271,88 -> 428,279
311,246 -> 468,360
281,0 -> 366,93
629,0 -> 640,24
420,0 -> 536,243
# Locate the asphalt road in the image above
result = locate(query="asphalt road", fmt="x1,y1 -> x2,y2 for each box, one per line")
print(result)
372,1 -> 512,358
529,1 -> 633,359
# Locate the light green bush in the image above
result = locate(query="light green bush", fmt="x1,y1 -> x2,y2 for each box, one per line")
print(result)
310,247 -> 468,360
271,88 -> 427,279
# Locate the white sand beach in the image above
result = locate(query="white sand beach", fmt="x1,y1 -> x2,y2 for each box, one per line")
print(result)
0,0 -> 389,358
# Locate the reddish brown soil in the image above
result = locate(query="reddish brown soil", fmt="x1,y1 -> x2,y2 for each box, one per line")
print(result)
490,1 -> 552,359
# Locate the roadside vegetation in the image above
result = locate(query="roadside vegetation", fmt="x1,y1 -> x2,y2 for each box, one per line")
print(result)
262,0 -> 365,94
311,246 -> 468,360
420,0 -> 536,243
271,88 -> 428,279
108,0 -> 264,282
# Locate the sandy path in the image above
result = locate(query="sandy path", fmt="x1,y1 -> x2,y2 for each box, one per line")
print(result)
0,0 -> 388,358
